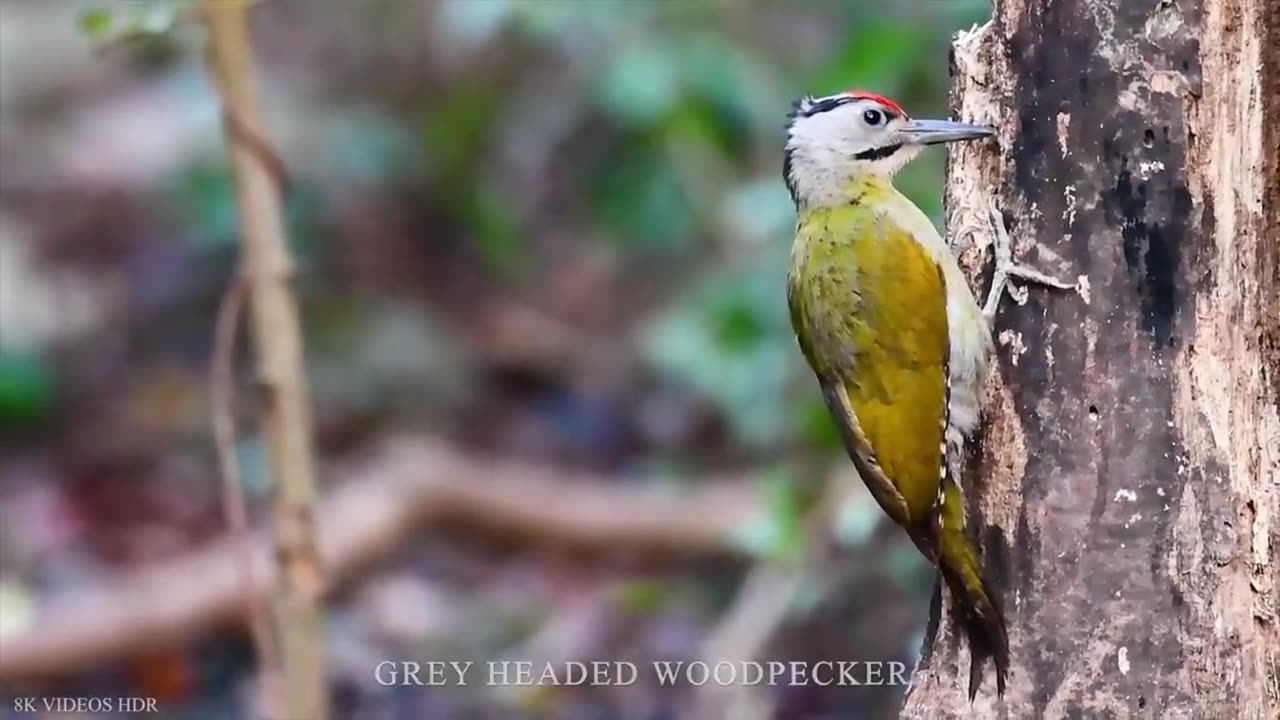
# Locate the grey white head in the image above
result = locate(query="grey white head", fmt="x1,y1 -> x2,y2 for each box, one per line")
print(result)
783,90 -> 993,207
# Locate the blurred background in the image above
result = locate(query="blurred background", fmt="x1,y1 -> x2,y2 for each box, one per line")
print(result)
0,1 -> 990,717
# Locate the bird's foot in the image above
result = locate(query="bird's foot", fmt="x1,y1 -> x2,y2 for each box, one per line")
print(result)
981,201 -> 1072,326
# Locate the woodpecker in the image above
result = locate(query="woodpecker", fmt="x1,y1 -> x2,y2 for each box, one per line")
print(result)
783,89 -> 1066,699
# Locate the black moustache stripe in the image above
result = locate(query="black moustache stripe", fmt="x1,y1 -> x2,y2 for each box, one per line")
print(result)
853,143 -> 903,161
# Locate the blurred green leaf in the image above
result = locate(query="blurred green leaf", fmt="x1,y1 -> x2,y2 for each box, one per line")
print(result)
765,467 -> 803,558
731,467 -> 803,559
595,43 -> 681,127
0,352 -> 55,426
680,35 -> 757,152
809,21 -> 924,97
460,189 -> 525,276
170,162 -> 238,249
76,1 -> 185,61
77,8 -> 113,39
593,145 -> 694,253
419,88 -> 530,274
642,263 -> 796,445
712,299 -> 766,353
794,397 -> 841,450
420,87 -> 501,182
612,580 -> 674,616
662,103 -> 725,163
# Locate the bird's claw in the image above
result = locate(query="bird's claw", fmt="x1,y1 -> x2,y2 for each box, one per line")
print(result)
981,201 -> 1071,325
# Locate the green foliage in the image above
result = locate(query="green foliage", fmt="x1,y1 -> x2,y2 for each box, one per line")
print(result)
794,397 -> 842,451
76,8 -> 114,40
593,144 -> 696,253
419,87 -> 529,274
611,579 -> 676,616
808,21 -> 923,98
0,352 -> 55,426
420,88 -> 503,183
642,261 -> 795,446
594,43 -> 683,128
72,0 -> 986,459
730,466 -> 804,559
459,189 -> 525,275
75,1 -> 188,58
170,162 -> 239,250
412,0 -> 977,316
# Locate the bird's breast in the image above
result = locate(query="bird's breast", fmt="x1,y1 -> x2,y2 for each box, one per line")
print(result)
788,199 -> 991,441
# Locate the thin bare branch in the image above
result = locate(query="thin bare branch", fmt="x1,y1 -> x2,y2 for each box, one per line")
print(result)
202,0 -> 326,716
210,273 -> 283,714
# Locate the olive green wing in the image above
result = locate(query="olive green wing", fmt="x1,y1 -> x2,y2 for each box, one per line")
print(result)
791,216 -> 950,529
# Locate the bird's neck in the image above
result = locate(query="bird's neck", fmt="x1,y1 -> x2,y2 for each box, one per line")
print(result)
794,171 -> 899,211
786,140 -> 923,209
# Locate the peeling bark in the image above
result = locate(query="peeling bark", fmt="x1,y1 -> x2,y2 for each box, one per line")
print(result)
904,0 -> 1280,716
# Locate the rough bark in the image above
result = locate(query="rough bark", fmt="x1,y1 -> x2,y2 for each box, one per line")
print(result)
904,0 -> 1280,716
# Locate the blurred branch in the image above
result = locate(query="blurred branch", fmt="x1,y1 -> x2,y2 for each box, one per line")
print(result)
0,439 -> 761,681
694,473 -> 853,720
202,1 -> 325,717
210,274 -> 282,714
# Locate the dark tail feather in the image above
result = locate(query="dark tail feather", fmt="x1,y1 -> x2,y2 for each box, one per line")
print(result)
931,474 -> 1008,700
941,565 -> 1009,701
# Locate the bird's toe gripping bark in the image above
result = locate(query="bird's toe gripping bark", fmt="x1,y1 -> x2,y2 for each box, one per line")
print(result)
980,201 -> 1073,325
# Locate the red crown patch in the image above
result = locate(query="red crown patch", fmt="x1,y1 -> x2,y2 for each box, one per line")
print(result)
845,90 -> 908,118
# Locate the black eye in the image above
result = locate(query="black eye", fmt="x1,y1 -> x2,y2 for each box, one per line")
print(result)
863,109 -> 884,126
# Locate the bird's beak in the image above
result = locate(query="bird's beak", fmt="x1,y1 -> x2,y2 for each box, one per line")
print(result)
901,118 -> 994,145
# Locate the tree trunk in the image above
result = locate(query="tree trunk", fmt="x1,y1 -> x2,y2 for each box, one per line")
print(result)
904,0 -> 1280,716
